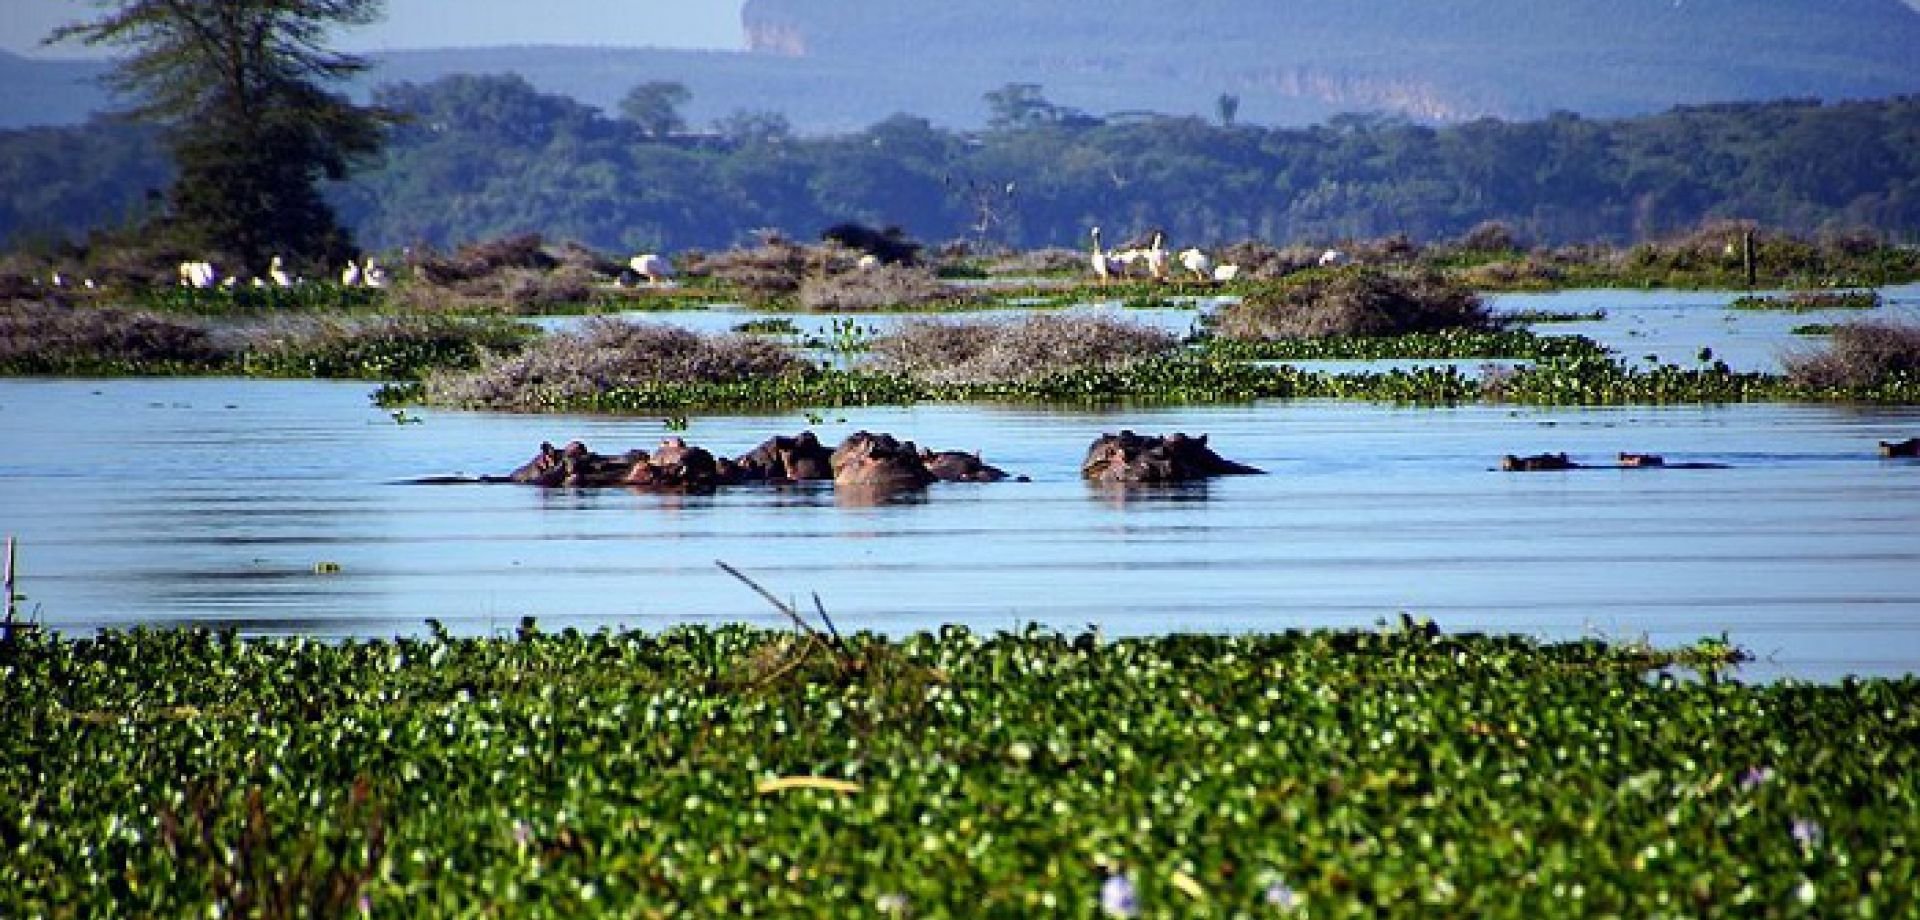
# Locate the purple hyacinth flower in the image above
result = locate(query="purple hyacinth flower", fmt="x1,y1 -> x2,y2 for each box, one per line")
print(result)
1101,874 -> 1139,918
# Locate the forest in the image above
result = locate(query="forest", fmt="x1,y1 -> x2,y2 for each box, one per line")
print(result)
3,77 -> 1917,257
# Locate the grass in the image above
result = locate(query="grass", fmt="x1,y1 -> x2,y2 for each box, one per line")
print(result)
865,314 -> 1178,386
3,621 -> 1913,917
1728,291 -> 1881,313
1212,269 -> 1493,340
1782,319 -> 1920,391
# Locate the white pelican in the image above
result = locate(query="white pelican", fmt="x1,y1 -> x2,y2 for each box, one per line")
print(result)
1144,232 -> 1170,281
629,253 -> 673,284
268,256 -> 293,287
341,261 -> 362,287
1178,247 -> 1211,281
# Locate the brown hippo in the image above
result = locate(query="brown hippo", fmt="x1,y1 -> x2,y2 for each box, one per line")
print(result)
508,440 -> 644,487
1881,438 -> 1920,458
831,431 -> 937,489
919,448 -> 1019,483
623,437 -> 726,492
1080,431 -> 1262,483
1616,452 -> 1665,468
1500,452 -> 1577,472
733,431 -> 834,481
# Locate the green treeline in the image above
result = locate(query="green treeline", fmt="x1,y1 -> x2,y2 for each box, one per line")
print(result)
5,78 -> 1919,255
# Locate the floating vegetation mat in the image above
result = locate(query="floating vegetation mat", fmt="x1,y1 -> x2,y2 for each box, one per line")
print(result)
3,621 -> 1914,916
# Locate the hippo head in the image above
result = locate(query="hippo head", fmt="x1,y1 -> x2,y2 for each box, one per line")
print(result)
1082,430 -> 1260,483
832,431 -> 935,489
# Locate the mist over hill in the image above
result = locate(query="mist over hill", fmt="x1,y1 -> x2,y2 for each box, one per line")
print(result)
6,0 -> 1919,132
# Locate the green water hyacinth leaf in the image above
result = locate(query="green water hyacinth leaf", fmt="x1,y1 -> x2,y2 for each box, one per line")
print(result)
1,624 -> 1916,916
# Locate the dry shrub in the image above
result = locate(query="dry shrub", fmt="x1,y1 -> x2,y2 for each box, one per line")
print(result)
422,318 -> 804,409
1456,256 -> 1565,288
866,313 -> 1177,385
983,247 -> 1083,275
414,234 -> 558,285
1784,319 -> 1920,389
797,264 -> 971,311
1214,268 -> 1491,340
500,264 -> 597,311
686,236 -> 838,299
0,301 -> 224,366
1214,240 -> 1321,280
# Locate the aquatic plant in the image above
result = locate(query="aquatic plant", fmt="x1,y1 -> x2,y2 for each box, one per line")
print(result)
795,263 -> 977,312
0,300 -> 224,374
1782,319 -> 1920,391
1729,291 -> 1881,312
1214,269 -> 1492,339
420,318 -> 805,411
237,316 -> 534,380
865,314 -> 1179,386
1198,328 -> 1607,362
3,623 -> 1915,916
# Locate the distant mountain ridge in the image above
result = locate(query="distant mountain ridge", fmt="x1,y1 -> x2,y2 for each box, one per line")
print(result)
6,0 -> 1919,131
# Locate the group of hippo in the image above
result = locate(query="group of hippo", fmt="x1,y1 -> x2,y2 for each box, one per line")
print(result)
493,429 -> 1263,492
468,429 -> 1917,492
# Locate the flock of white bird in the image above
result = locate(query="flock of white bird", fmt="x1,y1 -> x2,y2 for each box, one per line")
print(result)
171,255 -> 388,290
1089,227 -> 1242,284
1089,227 -> 1355,284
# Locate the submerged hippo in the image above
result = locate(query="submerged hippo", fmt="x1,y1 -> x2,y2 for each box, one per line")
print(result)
1499,452 -> 1577,472
920,448 -> 1019,483
734,431 -> 835,481
1080,431 -> 1262,483
508,440 -> 645,487
1881,438 -> 1920,458
623,437 -> 727,492
831,431 -> 938,489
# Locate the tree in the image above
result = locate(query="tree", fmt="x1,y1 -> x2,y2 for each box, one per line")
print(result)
49,0 -> 390,270
715,109 -> 792,146
618,80 -> 692,138
983,83 -> 1058,130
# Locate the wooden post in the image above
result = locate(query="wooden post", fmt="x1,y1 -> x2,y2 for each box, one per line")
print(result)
1742,230 -> 1756,288
3,535 -> 14,625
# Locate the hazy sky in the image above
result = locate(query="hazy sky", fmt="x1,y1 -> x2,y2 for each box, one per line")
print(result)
3,0 -> 748,58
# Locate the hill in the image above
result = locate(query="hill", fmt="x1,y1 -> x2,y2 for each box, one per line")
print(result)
5,0 -> 1918,132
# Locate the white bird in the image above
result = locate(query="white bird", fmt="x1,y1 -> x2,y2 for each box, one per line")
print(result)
49,272 -> 66,288
629,253 -> 673,285
1178,247 -> 1212,281
855,253 -> 881,271
181,261 -> 218,289
341,261 -> 363,287
84,278 -> 97,290
1212,263 -> 1241,282
362,258 -> 389,289
1143,232 -> 1170,282
1089,227 -> 1124,284
268,256 -> 293,288
1318,248 -> 1352,268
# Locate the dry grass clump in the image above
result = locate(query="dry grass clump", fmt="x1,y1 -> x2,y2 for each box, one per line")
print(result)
1214,240 -> 1322,280
982,247 -> 1084,276
865,313 -> 1177,385
0,301 -> 224,368
1214,268 -> 1492,340
1784,319 -> 1920,390
413,234 -> 558,285
421,318 -> 804,409
797,264 -> 972,311
682,236 -> 827,299
499,264 -> 597,311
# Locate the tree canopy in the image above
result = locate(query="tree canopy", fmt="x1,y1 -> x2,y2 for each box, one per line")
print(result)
49,0 -> 391,270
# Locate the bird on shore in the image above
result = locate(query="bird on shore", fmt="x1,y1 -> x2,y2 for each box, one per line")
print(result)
341,261 -> 362,287
1212,263 -> 1241,282
1178,247 -> 1212,281
1318,248 -> 1352,268
363,258 -> 389,289
630,253 -> 673,285
268,256 -> 293,287
1089,227 -> 1124,283
1144,232 -> 1170,281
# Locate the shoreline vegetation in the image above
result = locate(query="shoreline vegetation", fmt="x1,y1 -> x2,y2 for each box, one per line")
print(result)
4,225 -> 1918,408
5,620 -> 1914,916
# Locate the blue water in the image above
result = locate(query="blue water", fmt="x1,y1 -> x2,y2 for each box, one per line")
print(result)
3,368 -> 1917,682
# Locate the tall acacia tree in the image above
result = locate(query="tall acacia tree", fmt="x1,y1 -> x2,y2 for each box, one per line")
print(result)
50,0 -> 391,270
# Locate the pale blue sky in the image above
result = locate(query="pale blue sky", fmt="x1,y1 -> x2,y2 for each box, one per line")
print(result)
4,0 -> 747,58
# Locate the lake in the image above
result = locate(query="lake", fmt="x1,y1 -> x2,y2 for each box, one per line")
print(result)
2,287 -> 1918,682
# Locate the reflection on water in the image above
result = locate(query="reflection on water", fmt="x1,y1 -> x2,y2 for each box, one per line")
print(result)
3,292 -> 1920,681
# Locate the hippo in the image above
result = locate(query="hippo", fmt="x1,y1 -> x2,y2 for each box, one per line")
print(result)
1616,452 -> 1665,468
1500,453 -> 1577,472
508,440 -> 644,487
831,431 -> 937,489
1080,431 -> 1262,483
734,431 -> 835,482
920,448 -> 1018,483
623,437 -> 726,492
1881,438 -> 1920,458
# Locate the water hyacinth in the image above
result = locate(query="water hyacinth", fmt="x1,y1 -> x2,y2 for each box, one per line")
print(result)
1264,879 -> 1303,911
1791,818 -> 1823,848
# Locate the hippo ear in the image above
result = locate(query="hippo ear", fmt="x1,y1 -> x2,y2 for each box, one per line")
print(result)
1197,434 -> 1209,446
